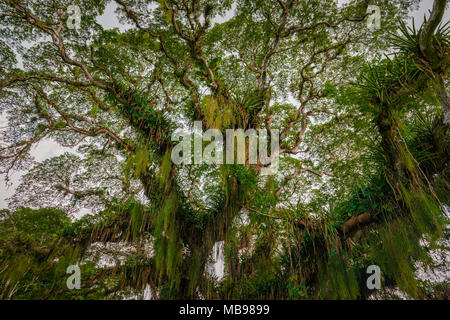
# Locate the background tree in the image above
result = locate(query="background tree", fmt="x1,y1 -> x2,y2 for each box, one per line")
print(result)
0,0 -> 448,299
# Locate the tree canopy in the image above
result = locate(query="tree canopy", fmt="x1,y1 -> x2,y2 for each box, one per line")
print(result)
0,0 -> 448,299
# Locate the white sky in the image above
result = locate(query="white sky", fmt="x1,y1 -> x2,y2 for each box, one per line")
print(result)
1,0 -> 449,210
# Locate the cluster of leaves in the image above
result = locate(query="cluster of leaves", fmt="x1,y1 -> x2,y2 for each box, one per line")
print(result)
0,0 -> 448,300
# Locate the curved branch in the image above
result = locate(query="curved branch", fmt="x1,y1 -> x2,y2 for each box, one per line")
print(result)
419,0 -> 447,59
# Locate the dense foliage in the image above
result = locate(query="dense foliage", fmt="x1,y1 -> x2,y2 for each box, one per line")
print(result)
0,0 -> 448,299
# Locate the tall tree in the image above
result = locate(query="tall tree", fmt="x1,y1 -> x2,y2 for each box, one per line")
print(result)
0,0 -> 448,299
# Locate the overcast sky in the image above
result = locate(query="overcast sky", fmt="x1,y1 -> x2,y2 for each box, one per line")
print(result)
1,0 -> 449,210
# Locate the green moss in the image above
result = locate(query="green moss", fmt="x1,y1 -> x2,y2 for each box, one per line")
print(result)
201,94 -> 238,129
158,150 -> 172,188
